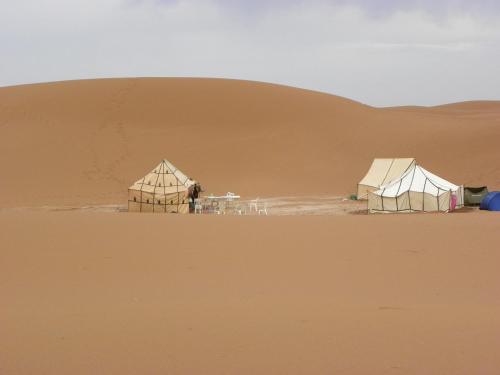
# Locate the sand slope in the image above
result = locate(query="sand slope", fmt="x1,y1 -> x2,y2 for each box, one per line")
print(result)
1,79 -> 500,374
1,78 -> 499,208
2,211 -> 500,374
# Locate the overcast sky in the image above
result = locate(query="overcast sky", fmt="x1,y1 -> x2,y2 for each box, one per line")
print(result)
1,0 -> 499,106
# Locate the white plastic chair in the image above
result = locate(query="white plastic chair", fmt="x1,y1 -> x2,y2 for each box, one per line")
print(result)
225,192 -> 237,211
194,198 -> 203,214
234,205 -> 246,215
249,198 -> 259,213
215,201 -> 226,215
258,202 -> 268,216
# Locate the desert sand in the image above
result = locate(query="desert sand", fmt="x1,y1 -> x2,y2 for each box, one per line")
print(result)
1,78 -> 499,207
1,78 -> 500,374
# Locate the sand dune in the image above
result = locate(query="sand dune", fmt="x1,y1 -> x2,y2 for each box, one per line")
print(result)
1,78 -> 499,208
1,78 -> 500,374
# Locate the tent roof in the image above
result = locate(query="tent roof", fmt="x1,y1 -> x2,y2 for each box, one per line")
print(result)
129,160 -> 196,195
373,165 -> 460,197
359,158 -> 416,189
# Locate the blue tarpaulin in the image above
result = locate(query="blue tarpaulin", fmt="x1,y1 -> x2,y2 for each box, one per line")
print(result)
480,192 -> 500,211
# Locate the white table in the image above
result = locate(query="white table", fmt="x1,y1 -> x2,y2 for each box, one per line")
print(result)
206,195 -> 241,200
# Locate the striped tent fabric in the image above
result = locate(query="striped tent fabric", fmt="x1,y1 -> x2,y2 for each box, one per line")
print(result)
128,160 -> 196,213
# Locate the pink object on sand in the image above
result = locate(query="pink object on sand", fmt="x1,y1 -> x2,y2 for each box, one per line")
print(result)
450,194 -> 457,211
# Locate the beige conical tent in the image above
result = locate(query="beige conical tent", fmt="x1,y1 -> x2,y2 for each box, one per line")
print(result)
128,160 -> 196,213
357,158 -> 416,200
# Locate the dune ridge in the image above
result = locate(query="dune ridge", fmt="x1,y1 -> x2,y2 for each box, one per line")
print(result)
1,78 -> 499,208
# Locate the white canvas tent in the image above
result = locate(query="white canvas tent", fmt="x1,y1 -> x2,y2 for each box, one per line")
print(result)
368,165 -> 464,213
357,158 -> 416,200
